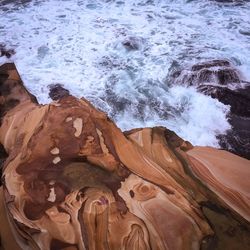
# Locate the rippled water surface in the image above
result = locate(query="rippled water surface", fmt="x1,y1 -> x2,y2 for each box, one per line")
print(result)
1,0 -> 250,146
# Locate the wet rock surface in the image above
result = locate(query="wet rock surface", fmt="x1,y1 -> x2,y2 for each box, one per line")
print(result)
0,43 -> 15,59
0,63 -> 250,250
170,59 -> 250,159
217,115 -> 250,160
49,83 -> 70,101
172,59 -> 241,87
211,0 -> 250,5
197,85 -> 250,117
198,84 -> 250,159
122,36 -> 145,51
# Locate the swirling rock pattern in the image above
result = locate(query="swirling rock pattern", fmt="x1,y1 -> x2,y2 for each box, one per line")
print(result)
0,63 -> 250,250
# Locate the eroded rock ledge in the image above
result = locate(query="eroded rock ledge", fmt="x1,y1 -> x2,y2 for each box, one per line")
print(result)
0,63 -> 250,250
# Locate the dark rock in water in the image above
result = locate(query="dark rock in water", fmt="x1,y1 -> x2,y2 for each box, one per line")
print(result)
198,85 -> 250,117
196,68 -> 216,84
239,30 -> 250,36
191,60 -> 230,71
237,84 -> 250,98
48,84 -> 70,101
217,115 -> 250,159
0,0 -> 32,9
0,43 -> 15,59
185,60 -> 241,86
170,59 -> 250,159
198,84 -> 250,159
37,45 -> 49,59
213,0 -> 242,2
216,68 -> 240,85
122,37 -> 143,50
166,60 -> 182,84
211,0 -> 249,5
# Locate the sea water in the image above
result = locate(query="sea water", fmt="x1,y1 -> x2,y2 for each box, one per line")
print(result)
1,0 -> 250,146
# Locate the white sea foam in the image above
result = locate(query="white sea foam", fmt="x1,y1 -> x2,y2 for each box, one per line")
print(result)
1,0 -> 249,146
116,86 -> 231,146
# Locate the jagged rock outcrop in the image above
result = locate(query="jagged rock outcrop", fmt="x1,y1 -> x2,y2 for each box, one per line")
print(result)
168,59 -> 242,87
0,63 -> 250,250
167,59 -> 250,159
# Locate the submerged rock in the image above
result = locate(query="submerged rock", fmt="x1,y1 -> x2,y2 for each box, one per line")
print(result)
173,59 -> 241,87
0,63 -> 250,250
0,43 -> 15,59
122,36 -> 145,51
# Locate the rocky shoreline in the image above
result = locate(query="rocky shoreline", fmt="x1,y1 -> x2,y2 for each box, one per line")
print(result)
0,63 -> 249,250
168,59 -> 250,159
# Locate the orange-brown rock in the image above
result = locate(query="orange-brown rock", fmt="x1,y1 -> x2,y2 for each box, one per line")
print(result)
187,147 -> 250,222
0,63 -> 249,250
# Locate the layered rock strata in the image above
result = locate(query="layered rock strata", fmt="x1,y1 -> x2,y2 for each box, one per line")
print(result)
0,63 -> 249,250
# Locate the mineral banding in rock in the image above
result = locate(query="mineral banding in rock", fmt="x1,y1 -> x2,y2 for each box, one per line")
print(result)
0,63 -> 249,250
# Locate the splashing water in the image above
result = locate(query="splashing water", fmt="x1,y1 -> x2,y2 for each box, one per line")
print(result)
1,0 -> 249,146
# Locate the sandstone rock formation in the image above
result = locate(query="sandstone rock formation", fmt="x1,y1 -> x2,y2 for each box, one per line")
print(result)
0,63 -> 250,250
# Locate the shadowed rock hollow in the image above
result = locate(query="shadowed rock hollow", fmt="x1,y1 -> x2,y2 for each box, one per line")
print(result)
0,63 -> 250,250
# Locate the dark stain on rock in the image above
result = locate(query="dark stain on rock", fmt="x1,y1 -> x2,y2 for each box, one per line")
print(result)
50,239 -> 78,250
0,99 -> 20,125
122,37 -> 141,50
129,190 -> 135,198
0,144 -> 8,186
0,43 -> 15,59
201,202 -> 250,250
